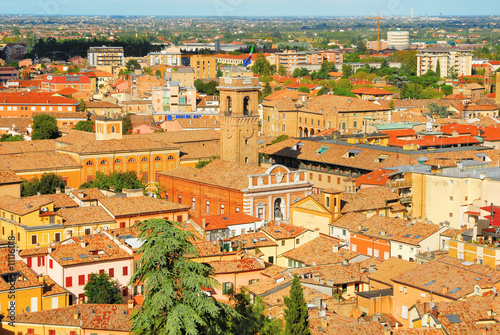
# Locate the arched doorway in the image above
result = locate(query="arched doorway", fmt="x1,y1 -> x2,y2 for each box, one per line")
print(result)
273,198 -> 285,221
243,96 -> 250,115
304,128 -> 309,137
299,127 -> 304,137
226,96 -> 232,115
310,128 -> 315,136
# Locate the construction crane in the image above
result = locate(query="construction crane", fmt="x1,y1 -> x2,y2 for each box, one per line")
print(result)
366,13 -> 383,52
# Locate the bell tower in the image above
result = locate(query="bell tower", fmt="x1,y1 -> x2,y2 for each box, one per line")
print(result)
218,76 -> 260,165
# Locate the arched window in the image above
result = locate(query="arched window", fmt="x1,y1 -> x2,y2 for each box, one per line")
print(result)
86,161 -> 94,166
141,157 -> 148,162
100,160 -> 108,165
128,158 -> 135,163
111,125 -> 116,133
114,159 -> 122,164
154,156 -> 161,161
243,96 -> 250,115
167,155 -> 174,160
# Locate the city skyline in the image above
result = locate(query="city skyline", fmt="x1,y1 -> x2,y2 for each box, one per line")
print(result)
2,0 -> 499,17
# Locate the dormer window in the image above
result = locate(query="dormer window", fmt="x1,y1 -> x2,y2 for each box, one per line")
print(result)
343,149 -> 362,158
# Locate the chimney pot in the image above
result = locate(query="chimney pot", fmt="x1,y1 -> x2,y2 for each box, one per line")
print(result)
202,218 -> 206,229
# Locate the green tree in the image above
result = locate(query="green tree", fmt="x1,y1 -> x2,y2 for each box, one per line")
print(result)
252,54 -> 272,76
355,40 -> 367,53
341,64 -> 353,79
122,113 -> 132,135
0,134 -> 24,142
9,61 -> 19,69
78,99 -> 87,112
205,81 -> 219,95
84,272 -> 123,304
263,82 -> 272,95
271,134 -> 289,145
298,86 -> 310,93
292,68 -> 302,78
284,275 -> 310,335
74,120 -> 94,132
278,65 -> 287,77
79,171 -> 144,192
129,218 -> 233,335
216,68 -> 223,78
155,70 -> 162,78
448,66 -> 457,79
143,67 -> 153,75
428,102 -> 451,118
20,173 -> 65,197
435,59 -> 441,78
31,114 -> 59,140
332,87 -> 356,97
125,59 -> 140,71
194,79 -> 205,93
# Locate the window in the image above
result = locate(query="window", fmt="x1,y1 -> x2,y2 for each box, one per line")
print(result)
31,235 -> 37,245
99,269 -> 105,274
109,268 -> 114,277
86,160 -> 94,166
114,159 -> 122,164
281,240 -> 285,246
257,207 -> 264,219
222,282 -> 233,295
100,160 -> 108,165
17,232 -> 20,241
192,198 -> 196,211
38,256 -> 45,267
178,195 -> 182,204
268,256 -> 274,264
85,228 -> 91,235
78,275 -> 85,286
66,277 -> 73,287
141,157 -> 148,162
168,155 -> 174,160
402,305 -> 408,319
282,114 -> 286,120
449,196 -> 453,201
296,238 -> 300,244
27,257 -> 32,267
49,259 -> 53,269
220,204 -> 224,214
353,120 -> 357,128
128,158 -> 135,163
123,266 -> 128,276
282,125 -> 286,132
54,233 -> 60,242
449,213 -> 453,218
155,156 -> 161,161
206,201 -> 210,214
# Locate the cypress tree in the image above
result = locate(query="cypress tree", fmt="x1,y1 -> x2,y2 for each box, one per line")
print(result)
436,59 -> 441,78
284,275 -> 310,335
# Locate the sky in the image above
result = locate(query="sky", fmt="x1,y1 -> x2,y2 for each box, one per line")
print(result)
1,0 -> 498,17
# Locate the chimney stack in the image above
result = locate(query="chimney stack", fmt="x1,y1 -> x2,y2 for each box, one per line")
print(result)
202,218 -> 206,230
128,300 -> 135,309
55,188 -> 61,194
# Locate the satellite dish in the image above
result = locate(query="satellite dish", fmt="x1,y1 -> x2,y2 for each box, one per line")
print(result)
26,306 -> 30,312
480,174 -> 485,180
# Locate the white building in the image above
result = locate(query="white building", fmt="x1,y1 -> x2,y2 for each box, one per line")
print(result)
417,46 -> 472,77
87,46 -> 125,67
387,31 -> 410,50
147,45 -> 182,67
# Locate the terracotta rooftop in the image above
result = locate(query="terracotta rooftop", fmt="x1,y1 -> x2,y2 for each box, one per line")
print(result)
0,249 -> 43,291
42,275 -> 68,297
367,257 -> 420,287
177,118 -> 220,129
50,233 -> 132,266
331,212 -> 409,240
179,141 -> 220,161
57,136 -> 177,154
351,87 -> 394,95
229,232 -> 278,249
299,95 -> 391,114
263,89 -> 312,102
355,169 -> 395,187
57,207 -> 115,227
86,100 -> 122,109
209,257 -> 265,274
391,256 -> 500,300
261,222 -> 309,240
311,321 -> 386,335
42,193 -> 78,209
125,129 -> 220,144
340,187 -> 401,213
159,159 -> 266,191
0,117 -> 31,129
0,91 -> 78,105
71,188 -> 105,201
0,195 -> 52,216
99,196 -> 190,217
0,139 -> 56,155
19,246 -> 49,257
0,151 -> 81,173
13,304 -> 133,331
0,169 -> 22,185
192,213 -> 260,231
390,223 -> 442,245
282,236 -> 349,266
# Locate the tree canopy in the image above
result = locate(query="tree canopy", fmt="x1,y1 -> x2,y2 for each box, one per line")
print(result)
74,120 -> 95,132
284,275 -> 310,335
0,134 -> 24,142
84,272 -> 123,304
79,171 -> 144,192
31,114 -> 59,140
129,218 -> 233,335
21,173 -> 65,197
122,113 -> 133,135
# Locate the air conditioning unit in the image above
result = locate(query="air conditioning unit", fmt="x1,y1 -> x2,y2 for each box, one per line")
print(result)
41,207 -> 48,212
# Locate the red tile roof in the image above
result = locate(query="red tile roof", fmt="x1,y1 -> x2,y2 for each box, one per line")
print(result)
356,169 -> 394,187
0,92 -> 78,105
388,135 -> 481,148
351,87 -> 394,95
42,74 -> 91,84
441,124 -> 479,136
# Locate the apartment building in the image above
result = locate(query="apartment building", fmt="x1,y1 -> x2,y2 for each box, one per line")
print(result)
87,46 -> 125,67
0,92 -> 79,117
417,46 -> 472,77
189,55 -> 217,79
151,81 -> 197,113
275,50 -> 309,72
387,31 -> 410,50
147,45 -> 182,67
0,67 -> 19,81
41,75 -> 92,95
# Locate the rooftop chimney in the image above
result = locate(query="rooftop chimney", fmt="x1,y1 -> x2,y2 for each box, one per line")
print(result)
55,188 -> 61,194
73,312 -> 80,320
128,300 -> 135,309
202,218 -> 207,230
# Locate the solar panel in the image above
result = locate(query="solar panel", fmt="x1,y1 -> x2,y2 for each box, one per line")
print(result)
79,254 -> 89,259
445,314 -> 461,324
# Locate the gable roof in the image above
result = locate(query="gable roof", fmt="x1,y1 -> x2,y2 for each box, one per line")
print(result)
191,213 -> 260,231
99,196 -> 190,217
282,236 -> 347,266
367,257 -> 420,286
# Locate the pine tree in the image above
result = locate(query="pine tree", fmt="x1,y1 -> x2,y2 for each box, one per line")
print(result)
129,219 -> 233,335
435,59 -> 441,78
284,275 -> 310,335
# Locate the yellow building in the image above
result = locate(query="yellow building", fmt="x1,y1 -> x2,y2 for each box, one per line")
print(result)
0,196 -> 64,249
290,189 -> 342,235
448,239 -> 500,268
190,55 -> 217,79
0,247 -> 69,323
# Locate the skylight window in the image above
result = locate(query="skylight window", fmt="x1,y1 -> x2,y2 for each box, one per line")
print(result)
461,261 -> 474,266
360,228 -> 369,233
449,287 -> 461,294
414,235 -> 422,239
445,314 -> 461,324
373,154 -> 388,163
404,234 -> 412,238
317,146 -> 330,154
423,280 -> 435,287
79,254 -> 89,259
259,237 -> 268,242
344,149 -> 362,159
